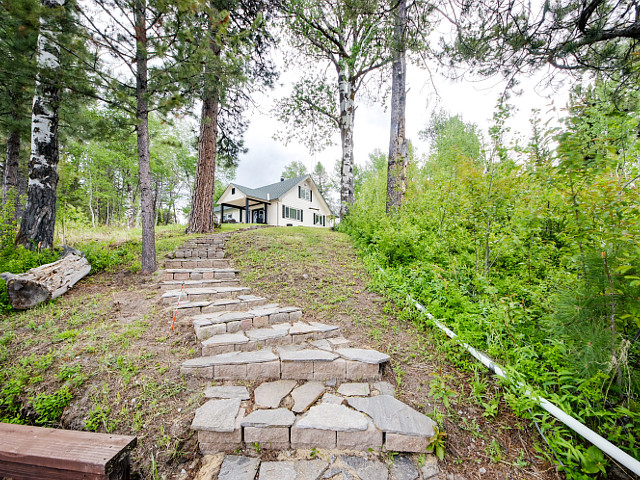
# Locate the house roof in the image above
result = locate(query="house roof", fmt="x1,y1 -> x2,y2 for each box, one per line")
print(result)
231,174 -> 310,202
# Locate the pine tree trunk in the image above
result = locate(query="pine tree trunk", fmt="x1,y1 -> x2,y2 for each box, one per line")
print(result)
386,0 -> 408,213
186,20 -> 221,234
338,68 -> 355,220
134,0 -> 156,273
3,126 -> 21,219
15,0 -> 63,250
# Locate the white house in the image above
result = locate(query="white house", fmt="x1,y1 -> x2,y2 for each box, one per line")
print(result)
215,175 -> 335,227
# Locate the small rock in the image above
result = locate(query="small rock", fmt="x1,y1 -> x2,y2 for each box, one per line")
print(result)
191,399 -> 240,432
420,455 -> 439,480
258,461 -> 296,480
389,456 -> 418,480
295,404 -> 369,432
241,408 -> 295,427
373,381 -> 395,397
218,455 -> 260,480
479,467 -> 487,474
254,380 -> 297,409
204,385 -> 250,400
292,382 -> 326,413
340,455 -> 388,480
337,383 -> 370,397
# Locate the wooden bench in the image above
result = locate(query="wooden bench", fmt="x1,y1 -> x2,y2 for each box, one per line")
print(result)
0,423 -> 137,480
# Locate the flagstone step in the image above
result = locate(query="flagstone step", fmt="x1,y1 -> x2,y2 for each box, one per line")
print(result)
167,247 -> 225,259
191,381 -> 435,454
200,321 -> 341,356
159,278 -> 241,291
161,286 -> 250,305
180,345 -> 389,381
163,268 -> 239,282
208,453 -> 439,480
174,295 -> 269,319
164,258 -> 230,269
193,306 -> 303,339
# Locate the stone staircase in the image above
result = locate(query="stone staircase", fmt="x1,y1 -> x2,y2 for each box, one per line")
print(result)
158,227 -> 442,479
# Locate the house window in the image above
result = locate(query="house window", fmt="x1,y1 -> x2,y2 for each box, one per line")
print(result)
313,213 -> 326,226
282,205 -> 303,222
231,187 -> 236,195
298,186 -> 312,202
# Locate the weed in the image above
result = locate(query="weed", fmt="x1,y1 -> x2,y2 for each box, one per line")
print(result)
486,438 -> 503,463
31,386 -> 73,426
429,373 -> 457,408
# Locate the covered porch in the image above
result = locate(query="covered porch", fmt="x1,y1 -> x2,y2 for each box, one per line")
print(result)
219,196 -> 271,224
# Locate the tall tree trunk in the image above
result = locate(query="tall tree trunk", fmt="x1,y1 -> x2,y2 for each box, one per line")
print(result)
338,67 -> 355,220
134,0 -> 156,273
15,0 -> 63,250
386,0 -> 408,213
3,124 -> 21,219
186,19 -> 221,234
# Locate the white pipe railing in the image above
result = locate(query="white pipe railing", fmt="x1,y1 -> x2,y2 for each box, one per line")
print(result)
378,266 -> 640,474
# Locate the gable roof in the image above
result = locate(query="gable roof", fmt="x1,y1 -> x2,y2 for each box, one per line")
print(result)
231,174 -> 309,201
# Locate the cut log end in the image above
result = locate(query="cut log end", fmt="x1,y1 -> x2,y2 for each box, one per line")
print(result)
5,279 -> 51,310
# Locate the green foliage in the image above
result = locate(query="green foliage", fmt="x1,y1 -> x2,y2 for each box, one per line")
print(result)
344,83 -> 640,476
281,160 -> 308,179
31,386 -> 73,426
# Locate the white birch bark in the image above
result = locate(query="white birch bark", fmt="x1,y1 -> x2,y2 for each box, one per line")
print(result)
338,66 -> 356,220
15,0 -> 64,249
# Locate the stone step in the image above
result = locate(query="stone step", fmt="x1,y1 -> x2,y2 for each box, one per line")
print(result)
200,321 -> 341,356
193,306 -> 302,339
164,258 -> 230,269
191,381 -> 436,454
159,278 -> 241,291
167,247 -> 225,259
207,453 -> 439,480
180,345 -> 390,381
163,268 -> 239,282
174,295 -> 269,319
161,286 -> 250,305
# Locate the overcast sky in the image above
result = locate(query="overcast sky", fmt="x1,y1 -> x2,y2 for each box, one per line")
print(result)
232,59 -> 572,189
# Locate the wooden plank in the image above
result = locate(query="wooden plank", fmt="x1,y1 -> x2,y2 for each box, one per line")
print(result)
0,424 -> 136,475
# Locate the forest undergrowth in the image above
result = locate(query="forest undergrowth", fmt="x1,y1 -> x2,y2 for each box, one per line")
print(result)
341,84 -> 640,478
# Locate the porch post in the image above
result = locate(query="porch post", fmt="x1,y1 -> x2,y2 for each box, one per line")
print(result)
264,202 -> 268,224
221,204 -> 224,223
245,198 -> 250,224
239,207 -> 243,223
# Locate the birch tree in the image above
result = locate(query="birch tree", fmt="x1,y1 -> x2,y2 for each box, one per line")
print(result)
385,0 -> 408,212
15,0 -> 65,249
276,0 -> 393,220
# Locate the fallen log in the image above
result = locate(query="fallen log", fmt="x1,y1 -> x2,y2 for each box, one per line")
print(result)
0,247 -> 91,310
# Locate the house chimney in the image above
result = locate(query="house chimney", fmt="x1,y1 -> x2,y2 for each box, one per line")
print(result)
280,176 -> 284,182
267,193 -> 270,201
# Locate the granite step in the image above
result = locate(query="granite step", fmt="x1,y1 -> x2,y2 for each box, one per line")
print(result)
200,321 -> 341,356
163,268 -> 239,282
193,306 -> 303,339
161,286 -> 251,305
164,258 -> 230,269
180,345 -> 390,381
191,381 -> 436,454
159,278 -> 241,291
174,295 -> 269,319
